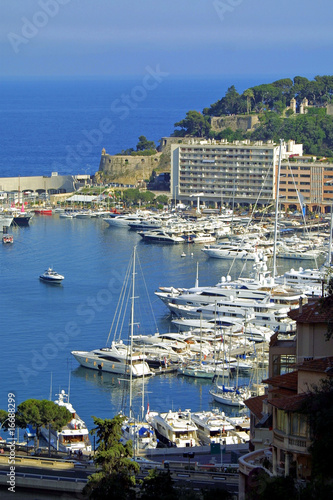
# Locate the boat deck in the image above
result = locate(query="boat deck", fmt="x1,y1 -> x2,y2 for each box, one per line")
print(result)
152,365 -> 180,375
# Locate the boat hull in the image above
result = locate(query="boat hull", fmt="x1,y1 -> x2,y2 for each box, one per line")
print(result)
71,350 -> 153,377
209,389 -> 246,407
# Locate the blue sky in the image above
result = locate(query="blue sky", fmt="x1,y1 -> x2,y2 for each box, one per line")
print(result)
1,0 -> 333,78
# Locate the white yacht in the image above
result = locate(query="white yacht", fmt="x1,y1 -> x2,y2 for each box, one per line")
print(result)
72,247 -> 155,378
171,317 -> 273,343
71,341 -> 153,377
103,213 -> 143,227
275,266 -> 326,288
196,299 -> 296,333
191,409 -> 248,445
146,409 -> 199,447
167,301 -> 256,323
276,243 -> 323,260
119,417 -> 158,450
0,213 -> 14,230
178,362 -> 231,379
156,252 -> 307,312
128,218 -> 162,230
59,211 -> 77,219
75,211 -> 92,219
39,268 -> 64,284
40,390 -> 91,453
138,229 -> 185,244
202,244 -> 258,260
190,233 -> 216,244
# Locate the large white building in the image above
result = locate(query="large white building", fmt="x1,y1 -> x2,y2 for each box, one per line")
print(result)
171,139 -> 303,209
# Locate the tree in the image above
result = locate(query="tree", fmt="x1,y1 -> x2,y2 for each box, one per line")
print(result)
298,377 -> 333,493
174,110 -> 211,137
136,136 -> 156,152
83,415 -> 139,500
15,399 -> 72,446
247,472 -> 297,500
0,409 -> 8,431
156,195 -> 169,205
243,88 -> 254,114
140,469 -> 177,500
139,190 -> 155,204
122,188 -> 141,205
202,486 -> 233,499
204,86 -> 246,116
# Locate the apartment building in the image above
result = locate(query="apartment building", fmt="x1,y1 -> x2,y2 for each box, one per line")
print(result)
238,296 -> 333,498
280,158 -> 333,213
171,139 -> 333,213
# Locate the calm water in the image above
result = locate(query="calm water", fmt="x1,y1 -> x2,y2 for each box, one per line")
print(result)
0,75 -> 275,178
0,215 -> 264,434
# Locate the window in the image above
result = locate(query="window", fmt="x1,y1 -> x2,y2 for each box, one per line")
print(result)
276,409 -> 287,432
291,413 -> 308,437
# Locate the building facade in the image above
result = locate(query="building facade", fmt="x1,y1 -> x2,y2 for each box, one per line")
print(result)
239,296 -> 333,498
171,139 -> 333,213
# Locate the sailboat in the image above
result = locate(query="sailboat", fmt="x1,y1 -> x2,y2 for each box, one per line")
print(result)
119,360 -> 158,451
177,314 -> 231,379
71,246 -> 154,378
209,333 -> 251,408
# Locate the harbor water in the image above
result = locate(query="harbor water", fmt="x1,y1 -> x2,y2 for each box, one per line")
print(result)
0,75 -> 326,440
0,214 -> 276,435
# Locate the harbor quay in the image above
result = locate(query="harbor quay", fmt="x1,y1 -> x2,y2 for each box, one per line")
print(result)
0,173 -> 91,201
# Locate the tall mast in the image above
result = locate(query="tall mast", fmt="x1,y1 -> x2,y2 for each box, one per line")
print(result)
141,344 -> 146,422
272,139 -> 283,280
326,205 -> 333,268
129,246 -> 136,419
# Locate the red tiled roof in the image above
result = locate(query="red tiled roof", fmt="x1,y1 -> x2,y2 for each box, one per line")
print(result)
269,393 -> 309,411
297,356 -> 333,374
244,394 -> 266,420
268,387 -> 297,397
288,296 -> 333,323
263,370 -> 298,390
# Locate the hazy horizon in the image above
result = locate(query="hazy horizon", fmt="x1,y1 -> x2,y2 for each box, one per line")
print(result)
1,0 -> 332,79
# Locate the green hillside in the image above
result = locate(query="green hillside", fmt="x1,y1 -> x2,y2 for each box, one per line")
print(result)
173,75 -> 333,157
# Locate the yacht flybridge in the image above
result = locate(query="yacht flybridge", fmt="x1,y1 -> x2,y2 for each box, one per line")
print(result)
146,409 -> 199,448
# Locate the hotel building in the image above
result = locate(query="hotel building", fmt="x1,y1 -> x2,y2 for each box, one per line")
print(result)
171,139 -> 333,213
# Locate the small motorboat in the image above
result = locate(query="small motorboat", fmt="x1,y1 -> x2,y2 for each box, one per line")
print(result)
2,235 -> 13,244
39,268 -> 64,284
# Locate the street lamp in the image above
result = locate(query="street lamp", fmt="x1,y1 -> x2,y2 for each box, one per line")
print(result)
220,429 -> 226,469
183,451 -> 195,470
190,192 -> 204,214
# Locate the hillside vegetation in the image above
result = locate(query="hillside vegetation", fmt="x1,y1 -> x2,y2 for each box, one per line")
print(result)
173,75 -> 333,157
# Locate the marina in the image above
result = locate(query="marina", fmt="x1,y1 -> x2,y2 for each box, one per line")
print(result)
0,211 -> 330,446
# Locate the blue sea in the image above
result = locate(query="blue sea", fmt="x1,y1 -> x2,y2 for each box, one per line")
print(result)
0,75 -> 279,438
0,75 -> 277,178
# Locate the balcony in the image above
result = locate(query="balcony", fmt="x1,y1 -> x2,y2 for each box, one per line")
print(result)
273,430 -> 311,454
239,448 -> 273,478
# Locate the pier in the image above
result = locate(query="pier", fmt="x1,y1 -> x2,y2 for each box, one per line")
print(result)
0,173 -> 90,198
